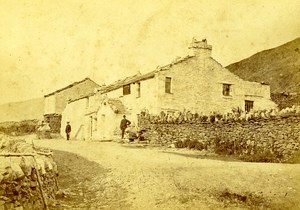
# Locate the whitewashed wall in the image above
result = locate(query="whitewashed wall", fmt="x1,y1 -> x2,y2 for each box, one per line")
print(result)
44,95 -> 56,114
155,56 -> 276,115
60,98 -> 87,140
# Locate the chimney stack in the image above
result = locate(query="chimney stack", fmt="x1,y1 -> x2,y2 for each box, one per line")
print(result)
189,38 -> 212,58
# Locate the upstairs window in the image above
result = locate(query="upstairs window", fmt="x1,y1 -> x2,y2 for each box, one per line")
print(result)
165,77 -> 172,93
223,84 -> 231,96
123,84 -> 131,95
245,100 -> 254,113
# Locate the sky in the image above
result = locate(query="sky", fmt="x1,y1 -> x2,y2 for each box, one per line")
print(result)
1,0 -> 300,104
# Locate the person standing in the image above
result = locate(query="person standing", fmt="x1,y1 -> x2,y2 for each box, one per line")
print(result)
120,115 -> 131,139
65,122 -> 71,140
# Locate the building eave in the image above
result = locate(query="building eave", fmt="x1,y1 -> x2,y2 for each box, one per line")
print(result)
96,55 -> 195,95
99,71 -> 156,94
44,77 -> 100,98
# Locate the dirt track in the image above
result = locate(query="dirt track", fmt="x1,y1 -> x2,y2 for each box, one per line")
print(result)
30,138 -> 300,210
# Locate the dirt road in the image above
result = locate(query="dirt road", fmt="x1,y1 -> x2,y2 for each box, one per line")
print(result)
31,139 -> 300,210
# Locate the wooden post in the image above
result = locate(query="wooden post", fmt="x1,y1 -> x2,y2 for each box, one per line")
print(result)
33,156 -> 49,210
0,152 -> 54,210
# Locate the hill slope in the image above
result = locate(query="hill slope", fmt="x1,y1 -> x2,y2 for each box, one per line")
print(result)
0,97 -> 44,122
226,38 -> 300,93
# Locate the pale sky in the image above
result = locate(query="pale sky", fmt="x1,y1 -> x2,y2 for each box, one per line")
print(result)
1,0 -> 300,104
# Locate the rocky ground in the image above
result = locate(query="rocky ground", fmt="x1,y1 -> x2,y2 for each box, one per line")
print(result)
29,138 -> 300,210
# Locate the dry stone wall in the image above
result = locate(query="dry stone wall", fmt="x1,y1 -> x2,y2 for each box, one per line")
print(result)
139,108 -> 300,163
0,120 -> 38,136
271,92 -> 300,110
0,133 -> 58,210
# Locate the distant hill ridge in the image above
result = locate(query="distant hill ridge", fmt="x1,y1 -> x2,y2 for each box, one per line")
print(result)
0,97 -> 44,122
226,37 -> 300,94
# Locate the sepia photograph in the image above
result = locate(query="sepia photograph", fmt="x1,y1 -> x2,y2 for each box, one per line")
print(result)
0,0 -> 300,209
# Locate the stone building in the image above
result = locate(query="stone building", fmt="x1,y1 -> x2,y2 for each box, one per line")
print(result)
61,38 -> 277,140
44,77 -> 100,132
61,94 -> 127,140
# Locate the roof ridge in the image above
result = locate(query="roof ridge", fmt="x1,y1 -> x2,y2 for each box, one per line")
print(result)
68,54 -> 195,100
44,77 -> 100,97
99,54 -> 194,93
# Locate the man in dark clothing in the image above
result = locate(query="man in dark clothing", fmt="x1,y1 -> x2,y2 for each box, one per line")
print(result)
120,115 -> 131,139
65,122 -> 71,140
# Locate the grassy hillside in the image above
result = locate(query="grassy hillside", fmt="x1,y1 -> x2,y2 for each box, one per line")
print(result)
226,38 -> 300,93
0,97 -> 44,122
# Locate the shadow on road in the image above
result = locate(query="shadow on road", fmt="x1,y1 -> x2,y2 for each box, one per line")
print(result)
51,150 -> 128,209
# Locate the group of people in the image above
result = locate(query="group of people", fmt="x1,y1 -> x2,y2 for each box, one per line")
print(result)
64,115 -> 142,141
36,121 -> 51,139
120,115 -> 145,142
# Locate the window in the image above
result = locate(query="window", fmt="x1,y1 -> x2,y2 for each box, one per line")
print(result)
137,82 -> 141,98
165,77 -> 172,93
245,100 -> 254,113
123,84 -> 131,95
223,84 -> 231,96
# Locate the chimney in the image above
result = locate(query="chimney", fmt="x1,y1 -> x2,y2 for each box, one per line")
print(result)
189,38 -> 212,58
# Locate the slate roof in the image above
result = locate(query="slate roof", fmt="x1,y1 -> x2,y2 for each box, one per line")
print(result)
85,98 -> 127,115
44,77 -> 100,97
107,98 -> 127,114
98,55 -> 194,94
67,54 -> 194,104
